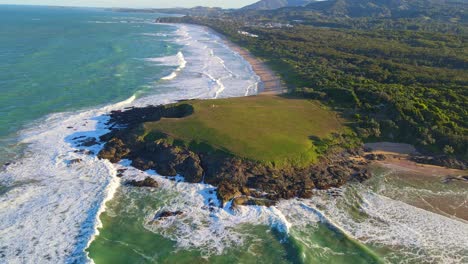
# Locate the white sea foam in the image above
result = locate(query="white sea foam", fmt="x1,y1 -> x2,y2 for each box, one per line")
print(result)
141,32 -> 170,37
110,162 -> 468,262
160,71 -> 177,81
2,21 -> 466,264
135,24 -> 260,106
87,17 -> 156,25
277,185 -> 468,263
145,51 -> 187,81
0,23 -> 262,263
347,192 -> 468,263
0,105 -> 121,263
122,170 -> 293,256
106,24 -> 468,263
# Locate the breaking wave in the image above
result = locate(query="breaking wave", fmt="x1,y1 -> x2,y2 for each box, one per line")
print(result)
0,23 -> 261,263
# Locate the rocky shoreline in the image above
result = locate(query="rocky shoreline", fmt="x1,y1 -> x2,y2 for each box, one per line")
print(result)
409,155 -> 467,170
97,104 -> 372,206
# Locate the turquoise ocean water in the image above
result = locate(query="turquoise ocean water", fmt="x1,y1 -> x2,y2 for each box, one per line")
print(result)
0,5 -> 467,264
0,5 -> 177,163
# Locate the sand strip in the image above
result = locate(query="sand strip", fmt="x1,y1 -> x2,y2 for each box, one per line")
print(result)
204,27 -> 286,95
364,142 -> 467,177
226,42 -> 286,95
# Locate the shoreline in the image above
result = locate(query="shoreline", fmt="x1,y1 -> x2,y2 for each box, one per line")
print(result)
84,23 -> 273,260
364,142 -> 467,178
199,21 -> 467,178
364,142 -> 467,221
179,22 -> 467,174
200,24 -> 286,95
86,22 -> 466,262
225,42 -> 286,95
84,23 -> 266,260
158,22 -> 284,95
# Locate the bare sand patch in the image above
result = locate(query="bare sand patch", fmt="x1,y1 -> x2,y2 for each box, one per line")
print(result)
366,142 -> 467,220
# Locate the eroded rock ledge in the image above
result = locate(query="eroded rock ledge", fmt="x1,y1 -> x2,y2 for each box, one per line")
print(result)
409,155 -> 467,170
98,104 -> 371,206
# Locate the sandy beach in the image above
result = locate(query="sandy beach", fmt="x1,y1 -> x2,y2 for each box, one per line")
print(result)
209,26 -> 468,221
365,142 -> 467,221
210,30 -> 286,95
214,30 -> 465,178
227,44 -> 286,95
365,142 -> 467,177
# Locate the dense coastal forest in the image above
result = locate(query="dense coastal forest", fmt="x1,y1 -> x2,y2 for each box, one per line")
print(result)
158,0 -> 467,161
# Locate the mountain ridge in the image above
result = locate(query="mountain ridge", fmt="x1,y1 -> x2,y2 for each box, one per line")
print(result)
242,0 -> 318,10
303,0 -> 468,19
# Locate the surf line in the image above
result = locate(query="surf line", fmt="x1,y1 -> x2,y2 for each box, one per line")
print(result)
299,202 -> 385,263
161,51 -> 187,80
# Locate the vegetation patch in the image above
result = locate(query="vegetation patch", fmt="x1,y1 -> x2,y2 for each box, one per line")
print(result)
159,15 -> 467,160
143,95 -> 344,167
98,96 -> 369,204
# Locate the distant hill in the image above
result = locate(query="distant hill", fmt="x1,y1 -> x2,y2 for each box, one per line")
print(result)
115,6 -> 225,17
242,0 -> 317,10
304,0 -> 467,19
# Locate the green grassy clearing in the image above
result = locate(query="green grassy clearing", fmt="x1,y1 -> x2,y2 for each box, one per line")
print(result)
143,95 -> 344,167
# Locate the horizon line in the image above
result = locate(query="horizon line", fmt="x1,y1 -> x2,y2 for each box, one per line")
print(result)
0,3 -> 230,10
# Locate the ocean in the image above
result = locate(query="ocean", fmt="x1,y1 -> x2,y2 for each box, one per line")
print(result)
0,5 -> 467,264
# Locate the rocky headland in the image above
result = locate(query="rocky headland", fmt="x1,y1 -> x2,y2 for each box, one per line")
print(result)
98,103 -> 372,206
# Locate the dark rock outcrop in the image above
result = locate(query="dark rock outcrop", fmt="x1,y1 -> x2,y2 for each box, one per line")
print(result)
410,155 -> 467,170
231,196 -> 277,208
364,153 -> 386,161
116,168 -> 127,177
68,159 -> 83,165
132,141 -> 204,183
126,177 -> 159,188
99,138 -> 131,163
98,105 -> 372,207
443,175 -> 468,184
105,103 -> 193,128
151,210 -> 184,222
77,137 -> 99,147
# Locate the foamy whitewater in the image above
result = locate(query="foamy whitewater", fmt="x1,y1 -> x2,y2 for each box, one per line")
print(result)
0,23 -> 260,263
1,17 -> 467,264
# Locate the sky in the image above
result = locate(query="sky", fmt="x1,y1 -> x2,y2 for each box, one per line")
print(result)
0,0 -> 258,8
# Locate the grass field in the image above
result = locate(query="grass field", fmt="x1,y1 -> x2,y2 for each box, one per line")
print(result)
143,95 -> 344,167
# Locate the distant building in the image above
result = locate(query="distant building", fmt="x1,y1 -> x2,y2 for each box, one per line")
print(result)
266,22 -> 290,28
238,31 -> 259,38
245,22 -> 294,29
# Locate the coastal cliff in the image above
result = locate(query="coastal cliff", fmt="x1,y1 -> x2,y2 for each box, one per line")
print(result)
98,100 -> 371,206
